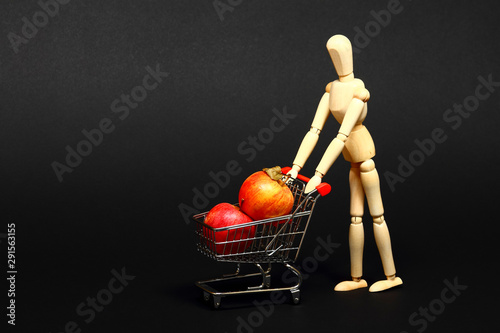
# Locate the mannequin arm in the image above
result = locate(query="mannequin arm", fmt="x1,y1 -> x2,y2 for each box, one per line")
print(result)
291,92 -> 330,175
315,90 -> 368,176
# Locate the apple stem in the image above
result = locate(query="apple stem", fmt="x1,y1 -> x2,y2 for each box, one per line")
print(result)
263,166 -> 286,186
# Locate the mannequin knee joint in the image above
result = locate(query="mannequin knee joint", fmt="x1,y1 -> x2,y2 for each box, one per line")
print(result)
351,216 -> 363,224
373,215 -> 385,225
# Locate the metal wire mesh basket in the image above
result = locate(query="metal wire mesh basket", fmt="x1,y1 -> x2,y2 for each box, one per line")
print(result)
192,167 -> 331,308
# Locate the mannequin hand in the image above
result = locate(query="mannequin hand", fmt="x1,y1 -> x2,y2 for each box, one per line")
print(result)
285,165 -> 300,184
305,175 -> 322,193
286,168 -> 298,180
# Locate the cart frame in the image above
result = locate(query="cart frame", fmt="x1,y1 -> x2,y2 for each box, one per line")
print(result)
193,167 -> 331,308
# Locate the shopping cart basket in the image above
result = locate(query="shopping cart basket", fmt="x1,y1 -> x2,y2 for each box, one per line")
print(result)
193,167 -> 331,308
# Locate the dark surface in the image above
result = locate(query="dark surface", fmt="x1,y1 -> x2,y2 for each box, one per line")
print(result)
1,0 -> 499,332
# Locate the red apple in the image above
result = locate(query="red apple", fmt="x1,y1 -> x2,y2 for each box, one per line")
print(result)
203,203 -> 255,255
238,166 -> 294,222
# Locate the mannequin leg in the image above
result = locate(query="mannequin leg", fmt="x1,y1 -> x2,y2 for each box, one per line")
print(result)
334,163 -> 367,291
360,159 -> 403,292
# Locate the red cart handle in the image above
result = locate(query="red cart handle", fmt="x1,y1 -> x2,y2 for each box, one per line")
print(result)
281,166 -> 331,196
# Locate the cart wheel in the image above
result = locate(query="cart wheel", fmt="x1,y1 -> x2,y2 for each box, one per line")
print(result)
203,292 -> 210,303
212,295 -> 221,309
290,289 -> 300,304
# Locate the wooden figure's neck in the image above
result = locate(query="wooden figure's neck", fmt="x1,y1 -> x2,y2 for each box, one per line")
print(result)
339,72 -> 354,82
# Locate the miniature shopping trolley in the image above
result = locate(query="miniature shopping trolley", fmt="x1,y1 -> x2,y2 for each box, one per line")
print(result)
193,167 -> 331,308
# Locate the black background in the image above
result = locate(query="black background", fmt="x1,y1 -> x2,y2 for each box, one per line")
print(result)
1,0 -> 499,332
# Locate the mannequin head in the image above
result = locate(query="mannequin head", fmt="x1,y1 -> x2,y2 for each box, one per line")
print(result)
326,35 -> 354,79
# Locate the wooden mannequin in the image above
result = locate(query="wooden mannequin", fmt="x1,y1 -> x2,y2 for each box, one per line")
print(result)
287,35 -> 402,292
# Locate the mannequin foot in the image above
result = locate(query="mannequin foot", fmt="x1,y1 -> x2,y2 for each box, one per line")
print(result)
334,278 -> 368,291
369,276 -> 403,292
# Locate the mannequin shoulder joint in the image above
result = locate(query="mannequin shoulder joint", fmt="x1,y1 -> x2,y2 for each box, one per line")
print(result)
354,87 -> 370,102
325,82 -> 333,93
